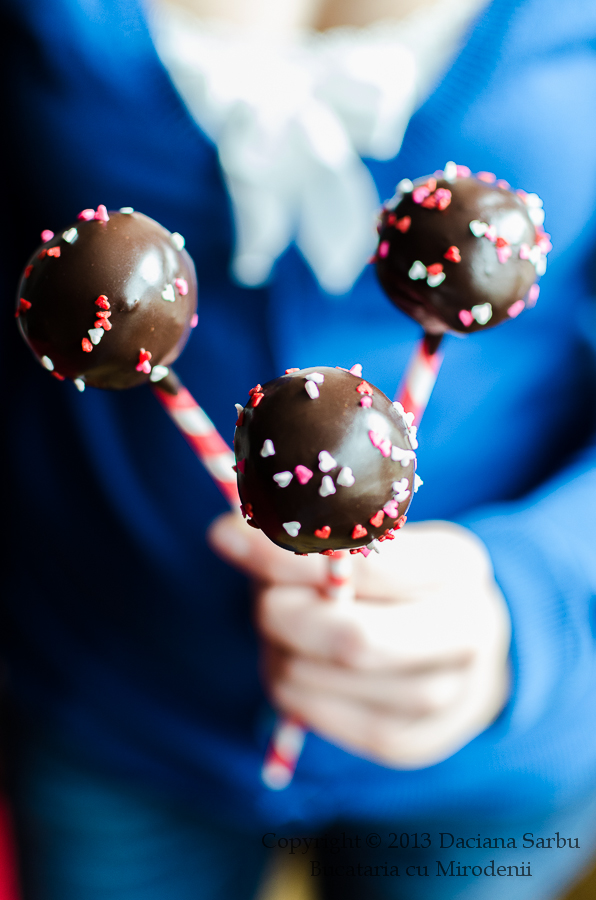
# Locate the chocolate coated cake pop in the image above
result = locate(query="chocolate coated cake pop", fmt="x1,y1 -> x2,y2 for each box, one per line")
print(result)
16,206 -> 197,390
375,164 -> 550,334
234,366 -> 420,555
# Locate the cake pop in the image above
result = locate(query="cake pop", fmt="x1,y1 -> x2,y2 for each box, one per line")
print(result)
16,206 -> 197,390
375,164 -> 549,334
234,365 -> 420,555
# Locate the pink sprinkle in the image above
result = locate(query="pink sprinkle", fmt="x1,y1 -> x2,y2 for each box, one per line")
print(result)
190,313 -> 198,329
519,243 -> 531,260
484,225 -> 497,243
537,235 -> 552,254
456,165 -> 471,178
528,284 -> 540,306
78,209 -> 95,221
359,547 -> 371,558
94,205 -> 109,222
349,363 -> 362,376
434,188 -> 452,210
236,458 -> 246,474
136,360 -> 151,374
175,278 -> 189,296
378,240 -> 389,259
379,438 -> 392,458
496,245 -> 512,264
360,396 -> 373,408
294,465 -> 313,485
496,179 -> 510,190
412,186 -> 430,204
368,430 -> 382,449
458,309 -> 474,327
507,299 -> 526,318
383,500 -> 399,518
41,230 -> 54,242
477,171 -> 496,183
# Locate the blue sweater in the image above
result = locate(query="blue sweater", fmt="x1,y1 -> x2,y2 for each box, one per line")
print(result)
1,0 -> 596,828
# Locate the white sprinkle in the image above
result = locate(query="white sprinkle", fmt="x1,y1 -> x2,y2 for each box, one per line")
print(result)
304,381 -> 320,399
469,220 -> 488,237
283,521 -> 301,537
535,257 -> 547,276
528,207 -> 545,227
62,227 -> 78,244
408,260 -> 427,281
408,425 -> 418,450
471,302 -> 493,325
161,284 -> 175,302
392,478 -> 411,502
88,328 -> 103,345
74,378 -> 85,392
260,439 -> 275,457
40,355 -> 54,371
235,403 -> 244,416
405,411 -> 415,428
443,161 -> 457,183
366,539 -> 382,554
336,466 -> 355,487
149,365 -> 169,382
273,471 -> 293,488
305,372 -> 325,384
392,401 -> 406,418
414,474 -> 424,492
318,451 -> 337,472
397,178 -> 413,193
171,232 -> 185,250
319,475 -> 336,497
529,245 -> 542,265
524,193 -> 543,208
119,207 -> 134,214
391,445 -> 416,465
427,272 -> 446,288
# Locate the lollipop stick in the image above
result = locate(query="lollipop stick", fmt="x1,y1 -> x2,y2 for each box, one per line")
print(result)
396,333 -> 444,424
152,371 -> 239,506
261,550 -> 355,790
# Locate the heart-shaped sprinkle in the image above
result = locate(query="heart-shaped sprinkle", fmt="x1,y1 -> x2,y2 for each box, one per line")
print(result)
94,319 -> 111,330
427,271 -> 446,288
304,381 -> 320,399
496,245 -> 512,264
62,227 -> 78,244
82,338 -> 93,352
414,474 -> 424,492
443,161 -> 457,182
408,260 -> 427,280
427,263 -> 443,276
379,438 -> 392,458
412,186 -> 430,204
484,225 -> 497,243
47,247 -> 61,258
318,451 -> 337,472
94,205 -> 109,222
458,309 -> 474,327
294,465 -> 313,485
24,265 -> 33,278
352,524 -> 368,540
319,475 -> 336,497
356,381 -> 373,394
471,303 -> 493,325
74,378 -> 86,391
41,229 -> 54,242
161,284 -> 175,302
171,232 -> 185,250
260,439 -> 275,457
283,522 -> 301,537
273,471 -> 293,488
305,372 -> 325,384
149,365 -> 169,382
395,215 -> 411,233
378,240 -> 389,258
78,209 -> 95,221
337,467 -> 355,487
18,298 -> 31,314
444,245 -> 461,263
519,243 -> 531,260
95,295 -> 110,309
383,500 -> 399,518
88,328 -> 104,345
174,278 -> 189,296
349,363 -> 363,376
477,171 -> 496,183
40,356 -> 54,371
314,526 -> 331,539
456,165 -> 471,177
394,515 -> 407,529
391,445 -> 415,465
469,220 -> 488,237
369,430 -> 382,448
251,392 -> 264,407
370,510 -> 384,528
397,178 -> 413,193
285,367 -> 300,374
360,396 -> 372,408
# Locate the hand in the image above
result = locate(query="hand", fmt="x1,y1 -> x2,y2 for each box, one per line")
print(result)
208,513 -> 511,768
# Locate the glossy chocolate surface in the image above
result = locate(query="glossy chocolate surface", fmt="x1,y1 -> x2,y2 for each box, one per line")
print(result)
235,367 -> 416,553
376,174 -> 545,334
16,211 -> 197,389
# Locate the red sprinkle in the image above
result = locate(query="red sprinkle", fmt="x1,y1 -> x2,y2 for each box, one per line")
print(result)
95,319 -> 112,331
444,245 -> 461,263
236,459 -> 245,474
352,524 -> 368,540
94,205 -> 109,222
52,372 -> 65,381
95,295 -> 110,309
24,265 -> 33,278
236,409 -> 245,427
356,380 -> 373,395
82,338 -> 93,352
495,237 -> 509,248
18,298 -> 32,313
349,549 -> 360,554
320,549 -> 334,556
250,392 -> 264,407
38,249 -> 47,259
95,309 -> 111,319
138,349 -> 152,364
295,552 -> 308,556
426,263 -> 444,276
395,216 -> 411,233
314,526 -> 331,539
248,384 -> 262,395
369,511 -> 384,528
47,247 -> 61,258
394,515 -> 407,530
285,368 -> 300,374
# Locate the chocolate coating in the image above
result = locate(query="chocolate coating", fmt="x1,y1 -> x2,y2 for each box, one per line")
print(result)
16,210 -> 197,389
376,171 -> 548,334
235,367 -> 417,554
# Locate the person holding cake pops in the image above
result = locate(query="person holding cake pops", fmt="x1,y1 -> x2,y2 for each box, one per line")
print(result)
2,0 -> 596,899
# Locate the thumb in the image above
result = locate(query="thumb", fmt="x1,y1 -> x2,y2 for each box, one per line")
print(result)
207,511 -> 325,585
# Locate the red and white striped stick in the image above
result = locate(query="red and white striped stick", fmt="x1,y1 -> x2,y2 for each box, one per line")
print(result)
261,549 -> 355,790
396,333 -> 444,423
